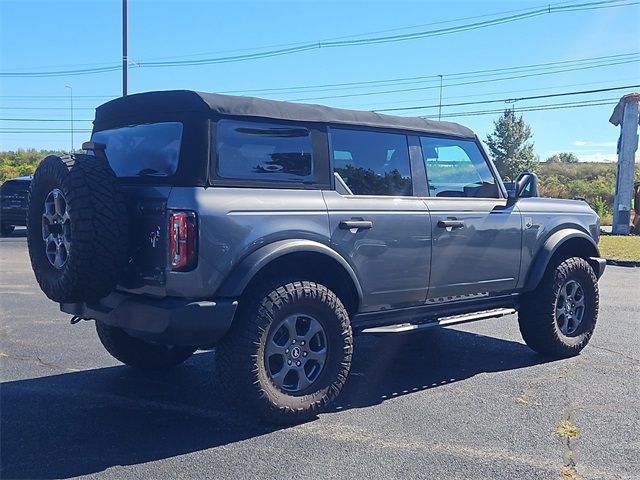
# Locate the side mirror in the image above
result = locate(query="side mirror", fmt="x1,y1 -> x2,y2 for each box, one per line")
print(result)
514,172 -> 539,199
507,172 -> 539,202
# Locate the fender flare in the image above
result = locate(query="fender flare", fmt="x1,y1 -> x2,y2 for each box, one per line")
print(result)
215,239 -> 364,304
523,228 -> 600,292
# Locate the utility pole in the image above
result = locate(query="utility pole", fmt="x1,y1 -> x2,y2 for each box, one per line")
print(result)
122,0 -> 128,96
609,93 -> 640,235
65,85 -> 73,152
438,75 -> 443,121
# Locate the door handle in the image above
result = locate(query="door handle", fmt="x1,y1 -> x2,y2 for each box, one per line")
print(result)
437,219 -> 465,229
339,220 -> 373,230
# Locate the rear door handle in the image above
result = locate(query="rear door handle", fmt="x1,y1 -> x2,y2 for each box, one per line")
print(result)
437,219 -> 465,229
339,220 -> 373,230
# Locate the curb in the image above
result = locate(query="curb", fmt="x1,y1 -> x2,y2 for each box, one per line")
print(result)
605,258 -> 640,267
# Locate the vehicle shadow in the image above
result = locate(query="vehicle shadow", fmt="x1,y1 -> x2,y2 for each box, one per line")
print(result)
0,328 -> 547,479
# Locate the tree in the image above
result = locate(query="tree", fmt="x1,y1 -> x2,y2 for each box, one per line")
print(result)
546,152 -> 579,164
485,109 -> 537,180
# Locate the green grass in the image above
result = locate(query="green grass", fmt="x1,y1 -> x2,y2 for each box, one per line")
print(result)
599,235 -> 640,261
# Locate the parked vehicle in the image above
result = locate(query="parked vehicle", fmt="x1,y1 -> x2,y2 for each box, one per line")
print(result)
26,90 -> 605,423
1,176 -> 30,236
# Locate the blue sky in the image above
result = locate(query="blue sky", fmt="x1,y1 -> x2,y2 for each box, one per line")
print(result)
1,0 -> 639,161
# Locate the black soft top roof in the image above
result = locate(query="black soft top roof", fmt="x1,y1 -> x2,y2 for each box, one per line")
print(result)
94,90 -> 476,139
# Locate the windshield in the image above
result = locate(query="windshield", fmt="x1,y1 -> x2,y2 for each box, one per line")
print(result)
91,122 -> 183,177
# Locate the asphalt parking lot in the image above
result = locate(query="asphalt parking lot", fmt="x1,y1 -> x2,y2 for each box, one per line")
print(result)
1,228 -> 638,480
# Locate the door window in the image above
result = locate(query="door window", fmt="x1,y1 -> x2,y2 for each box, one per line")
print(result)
330,128 -> 412,196
420,137 -> 499,198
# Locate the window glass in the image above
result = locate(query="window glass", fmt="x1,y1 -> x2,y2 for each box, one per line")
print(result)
216,119 -> 313,182
330,128 -> 412,196
91,122 -> 183,177
420,137 -> 498,198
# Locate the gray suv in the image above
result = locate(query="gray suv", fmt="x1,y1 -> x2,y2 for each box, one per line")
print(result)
27,90 -> 605,423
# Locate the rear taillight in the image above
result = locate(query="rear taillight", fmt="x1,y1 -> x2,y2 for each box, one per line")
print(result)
168,211 -> 197,271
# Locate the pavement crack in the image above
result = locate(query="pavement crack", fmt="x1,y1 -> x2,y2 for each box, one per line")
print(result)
555,361 -> 581,480
589,344 -> 640,364
0,350 -> 80,372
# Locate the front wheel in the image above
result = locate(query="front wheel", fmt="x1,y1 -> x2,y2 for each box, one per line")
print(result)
95,321 -> 196,370
518,257 -> 599,358
215,281 -> 353,424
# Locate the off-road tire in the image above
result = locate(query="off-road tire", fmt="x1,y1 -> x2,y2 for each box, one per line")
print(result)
518,257 -> 599,358
27,154 -> 128,302
95,321 -> 197,370
215,281 -> 353,424
1,224 -> 15,236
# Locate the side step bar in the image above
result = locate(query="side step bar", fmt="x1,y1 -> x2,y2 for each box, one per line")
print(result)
360,307 -> 517,334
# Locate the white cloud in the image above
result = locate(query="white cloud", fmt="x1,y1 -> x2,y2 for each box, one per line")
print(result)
573,140 -> 617,148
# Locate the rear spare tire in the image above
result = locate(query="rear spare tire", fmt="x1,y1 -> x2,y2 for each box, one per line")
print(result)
27,154 -> 128,303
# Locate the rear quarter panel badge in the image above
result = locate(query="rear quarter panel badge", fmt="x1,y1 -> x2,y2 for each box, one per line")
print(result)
149,226 -> 161,248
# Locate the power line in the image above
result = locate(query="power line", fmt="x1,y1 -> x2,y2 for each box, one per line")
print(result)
1,77 -> 634,112
2,85 -> 634,125
0,52 -> 635,101
0,99 -> 616,133
345,76 -> 638,109
427,98 -> 618,119
217,52 -> 639,95
287,58 -> 639,102
1,0 -> 637,78
375,84 -> 640,113
1,54 -> 636,110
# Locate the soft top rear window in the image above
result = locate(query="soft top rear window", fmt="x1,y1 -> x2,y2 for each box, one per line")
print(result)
91,122 -> 183,177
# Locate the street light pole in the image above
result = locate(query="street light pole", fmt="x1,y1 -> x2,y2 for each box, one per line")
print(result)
65,85 -> 74,152
438,75 -> 443,121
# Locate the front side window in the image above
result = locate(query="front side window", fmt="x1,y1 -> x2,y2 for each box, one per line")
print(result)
330,128 -> 412,196
216,119 -> 313,183
421,137 -> 499,198
91,122 -> 183,177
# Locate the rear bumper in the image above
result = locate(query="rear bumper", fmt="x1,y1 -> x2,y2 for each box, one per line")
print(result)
61,292 -> 237,347
589,256 -> 607,279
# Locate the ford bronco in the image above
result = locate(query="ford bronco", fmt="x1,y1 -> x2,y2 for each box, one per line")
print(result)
27,90 -> 605,423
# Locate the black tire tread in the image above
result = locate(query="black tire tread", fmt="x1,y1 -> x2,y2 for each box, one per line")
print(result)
27,154 -> 128,302
95,321 -> 196,370
215,280 -> 352,424
518,256 -> 599,358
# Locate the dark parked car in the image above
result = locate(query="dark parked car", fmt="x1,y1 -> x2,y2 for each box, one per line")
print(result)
1,176 -> 30,235
26,91 -> 605,424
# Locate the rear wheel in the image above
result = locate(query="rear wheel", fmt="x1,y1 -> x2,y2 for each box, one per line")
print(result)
95,321 -> 196,370
518,257 -> 599,358
215,280 -> 352,424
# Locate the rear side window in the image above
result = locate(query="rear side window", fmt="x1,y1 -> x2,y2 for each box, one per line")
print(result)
330,128 -> 412,196
421,137 -> 499,198
216,119 -> 313,183
91,122 -> 183,177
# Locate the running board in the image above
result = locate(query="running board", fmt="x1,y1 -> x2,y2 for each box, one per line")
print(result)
360,308 -> 517,334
